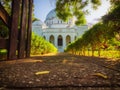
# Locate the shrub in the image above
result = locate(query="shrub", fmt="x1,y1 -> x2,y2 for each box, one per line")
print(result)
31,33 -> 57,55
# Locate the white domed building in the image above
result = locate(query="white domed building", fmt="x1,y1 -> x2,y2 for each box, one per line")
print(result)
32,9 -> 88,52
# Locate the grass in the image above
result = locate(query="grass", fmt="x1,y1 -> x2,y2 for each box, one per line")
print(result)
74,50 -> 120,59
0,49 -> 7,60
0,49 -> 7,54
0,49 -> 120,60
94,50 -> 120,58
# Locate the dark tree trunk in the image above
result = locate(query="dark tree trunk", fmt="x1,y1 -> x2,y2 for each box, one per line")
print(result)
26,0 -> 33,57
18,0 -> 28,59
8,0 -> 21,60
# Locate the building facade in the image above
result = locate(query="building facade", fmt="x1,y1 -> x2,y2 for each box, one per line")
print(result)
32,9 -> 88,52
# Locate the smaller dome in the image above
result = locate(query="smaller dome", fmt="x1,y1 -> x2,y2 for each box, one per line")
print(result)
32,20 -> 43,26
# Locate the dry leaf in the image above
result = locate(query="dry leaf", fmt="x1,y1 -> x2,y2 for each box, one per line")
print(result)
35,71 -> 50,75
93,73 -> 107,79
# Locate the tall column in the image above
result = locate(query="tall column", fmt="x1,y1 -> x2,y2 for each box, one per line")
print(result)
63,35 -> 66,50
71,35 -> 75,42
46,34 -> 49,41
54,35 -> 58,48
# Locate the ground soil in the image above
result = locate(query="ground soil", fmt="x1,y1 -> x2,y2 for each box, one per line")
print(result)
0,53 -> 120,90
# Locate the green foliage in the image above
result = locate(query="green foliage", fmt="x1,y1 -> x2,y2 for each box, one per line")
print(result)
91,0 -> 101,9
0,0 -> 12,14
65,0 -> 120,58
0,20 -> 9,38
110,0 -> 120,6
56,0 -> 101,25
0,49 -> 7,60
91,0 -> 101,5
102,3 -> 120,23
102,1 -> 120,36
0,1 -> 11,38
108,38 -> 120,50
65,22 -> 120,58
31,33 -> 57,55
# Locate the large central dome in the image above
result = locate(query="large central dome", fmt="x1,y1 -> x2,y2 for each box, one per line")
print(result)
45,9 -> 75,28
45,9 -> 57,20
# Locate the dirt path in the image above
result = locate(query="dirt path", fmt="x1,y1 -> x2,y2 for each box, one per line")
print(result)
0,53 -> 120,89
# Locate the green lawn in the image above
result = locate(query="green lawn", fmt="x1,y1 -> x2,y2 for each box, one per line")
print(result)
0,49 -> 7,60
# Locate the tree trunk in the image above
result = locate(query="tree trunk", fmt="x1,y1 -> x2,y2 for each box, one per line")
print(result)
98,48 -> 101,57
26,0 -> 33,57
87,50 -> 90,56
92,47 -> 94,56
8,0 -> 21,60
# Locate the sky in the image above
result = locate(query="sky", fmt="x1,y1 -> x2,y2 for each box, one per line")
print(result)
33,0 -> 111,24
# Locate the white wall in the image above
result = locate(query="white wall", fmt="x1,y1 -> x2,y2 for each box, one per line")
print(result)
32,21 -> 88,52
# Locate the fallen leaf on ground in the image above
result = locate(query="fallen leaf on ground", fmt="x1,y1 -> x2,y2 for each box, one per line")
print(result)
35,71 -> 50,75
92,73 -> 107,79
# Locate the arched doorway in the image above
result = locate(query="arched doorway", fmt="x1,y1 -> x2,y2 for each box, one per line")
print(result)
49,35 -> 54,45
58,35 -> 63,46
66,35 -> 71,45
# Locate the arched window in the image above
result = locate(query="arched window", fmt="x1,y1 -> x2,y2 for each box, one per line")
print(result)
58,35 -> 63,46
66,35 -> 71,45
49,35 -> 54,45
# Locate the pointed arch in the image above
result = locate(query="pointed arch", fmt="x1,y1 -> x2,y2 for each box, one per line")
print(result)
66,35 -> 71,45
58,35 -> 63,46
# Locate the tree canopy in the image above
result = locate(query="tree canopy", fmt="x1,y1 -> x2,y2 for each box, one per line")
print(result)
65,0 -> 120,58
55,0 -> 102,25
